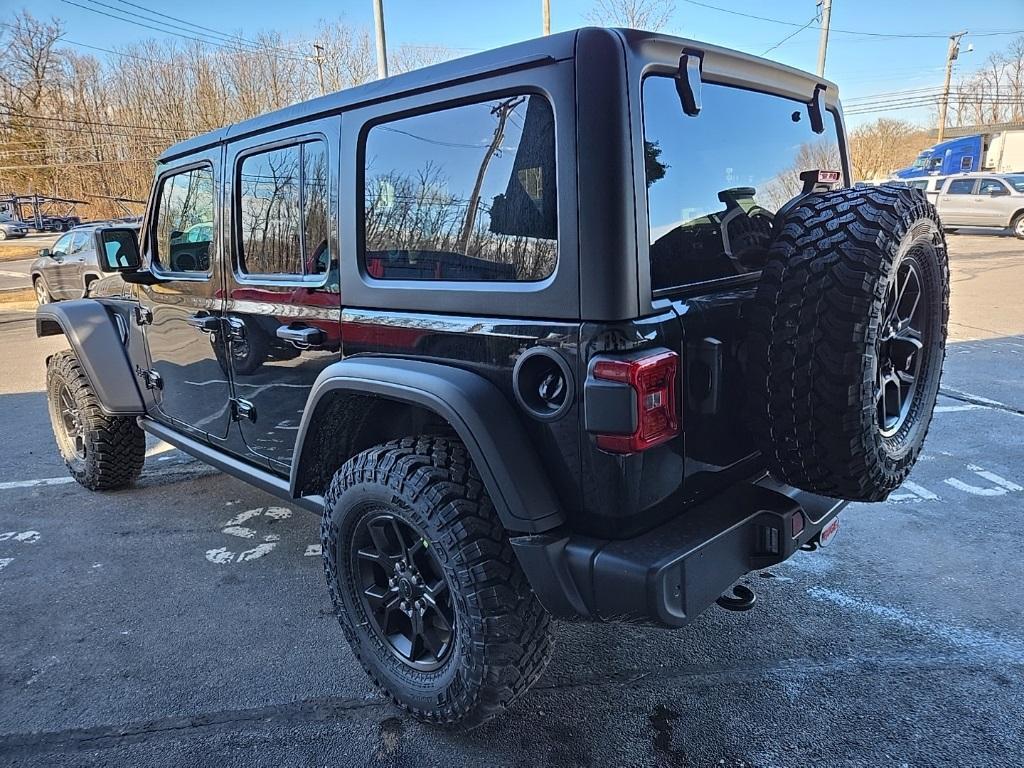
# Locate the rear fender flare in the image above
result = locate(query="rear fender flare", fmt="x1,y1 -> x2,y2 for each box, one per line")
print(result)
290,357 -> 566,534
36,299 -> 145,415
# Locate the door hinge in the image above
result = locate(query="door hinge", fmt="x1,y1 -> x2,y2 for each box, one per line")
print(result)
226,316 -> 246,340
231,398 -> 256,423
136,366 -> 163,390
134,306 -> 153,326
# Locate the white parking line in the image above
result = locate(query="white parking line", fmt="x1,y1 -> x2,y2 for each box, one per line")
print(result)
0,477 -> 76,491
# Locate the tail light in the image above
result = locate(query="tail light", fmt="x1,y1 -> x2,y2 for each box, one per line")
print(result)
590,349 -> 680,453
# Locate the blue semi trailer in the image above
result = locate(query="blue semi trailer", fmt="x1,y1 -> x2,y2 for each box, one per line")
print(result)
893,131 -> 1024,179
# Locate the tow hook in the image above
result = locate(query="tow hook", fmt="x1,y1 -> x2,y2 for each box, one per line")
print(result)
716,584 -> 756,612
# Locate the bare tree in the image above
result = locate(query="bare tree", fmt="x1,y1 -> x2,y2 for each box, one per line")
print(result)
847,118 -> 929,181
586,0 -> 675,30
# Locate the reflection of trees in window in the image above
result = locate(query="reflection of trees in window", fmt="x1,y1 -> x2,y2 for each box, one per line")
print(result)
238,141 -> 329,276
756,139 -> 842,213
363,95 -> 557,282
156,167 -> 214,270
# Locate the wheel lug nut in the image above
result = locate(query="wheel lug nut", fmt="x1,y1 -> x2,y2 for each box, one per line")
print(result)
400,600 -> 408,611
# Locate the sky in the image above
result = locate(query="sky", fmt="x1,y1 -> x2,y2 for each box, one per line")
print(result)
16,0 -> 1024,128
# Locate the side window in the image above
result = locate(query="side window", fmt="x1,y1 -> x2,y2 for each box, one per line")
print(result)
68,231 -> 90,255
362,94 -> 557,282
935,178 -> 947,191
908,180 -> 928,190
979,178 -> 1008,195
947,179 -> 976,195
236,140 -> 329,278
52,232 -> 73,255
154,166 -> 215,273
960,156 -> 974,172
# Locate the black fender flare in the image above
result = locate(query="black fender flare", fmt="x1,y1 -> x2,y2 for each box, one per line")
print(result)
36,299 -> 145,415
290,357 -> 565,534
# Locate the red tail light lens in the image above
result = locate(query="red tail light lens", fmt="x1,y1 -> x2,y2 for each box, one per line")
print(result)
593,350 -> 679,453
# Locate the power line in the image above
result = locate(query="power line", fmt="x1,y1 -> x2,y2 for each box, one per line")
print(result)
1,110 -> 187,135
57,0 -> 308,61
679,0 -> 1024,40
762,15 -> 817,56
104,0 -> 266,50
0,156 -> 157,171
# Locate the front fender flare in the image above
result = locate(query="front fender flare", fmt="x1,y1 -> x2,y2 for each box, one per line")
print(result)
291,358 -> 566,534
36,299 -> 145,415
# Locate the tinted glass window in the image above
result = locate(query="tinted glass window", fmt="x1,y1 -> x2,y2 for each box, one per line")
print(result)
1006,175 -> 1024,193
363,94 -> 557,282
237,140 -> 329,277
908,180 -> 928,190
947,179 -> 975,195
979,178 -> 1008,194
154,166 -> 215,273
643,78 -> 842,289
52,232 -> 73,255
960,156 -> 974,171
68,231 -> 91,254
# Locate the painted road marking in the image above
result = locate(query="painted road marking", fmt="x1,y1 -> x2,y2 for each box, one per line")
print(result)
0,531 -> 41,543
945,465 -> 1023,497
807,586 -> 1024,662
0,558 -> 13,571
888,480 -> 940,503
205,506 -> 293,565
304,544 -> 321,557
0,477 -> 76,491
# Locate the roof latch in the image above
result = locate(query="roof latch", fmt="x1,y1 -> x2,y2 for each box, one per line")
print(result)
675,50 -> 703,117
808,84 -> 827,134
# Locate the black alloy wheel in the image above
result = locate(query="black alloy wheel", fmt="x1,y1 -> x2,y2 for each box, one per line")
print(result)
876,256 -> 927,437
351,512 -> 455,671
56,383 -> 87,460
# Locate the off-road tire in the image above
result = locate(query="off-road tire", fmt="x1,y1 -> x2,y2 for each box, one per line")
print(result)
321,436 -> 554,729
748,185 -> 949,501
46,350 -> 146,490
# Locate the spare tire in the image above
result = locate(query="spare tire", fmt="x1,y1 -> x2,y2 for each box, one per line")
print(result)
748,185 -> 949,502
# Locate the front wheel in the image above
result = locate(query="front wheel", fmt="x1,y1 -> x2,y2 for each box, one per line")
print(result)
321,436 -> 554,728
34,278 -> 51,305
46,351 -> 146,490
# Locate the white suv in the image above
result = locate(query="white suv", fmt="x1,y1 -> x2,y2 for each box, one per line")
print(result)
935,173 -> 1024,239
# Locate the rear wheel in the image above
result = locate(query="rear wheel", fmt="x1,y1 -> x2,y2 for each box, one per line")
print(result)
321,436 -> 553,728
46,351 -> 146,490
749,185 -> 949,501
1012,213 -> 1024,240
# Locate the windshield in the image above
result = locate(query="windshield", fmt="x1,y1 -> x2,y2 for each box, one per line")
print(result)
1005,174 -> 1024,193
913,154 -> 930,168
642,77 -> 843,289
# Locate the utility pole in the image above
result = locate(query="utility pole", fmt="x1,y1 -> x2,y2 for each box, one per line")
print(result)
816,0 -> 832,77
542,0 -> 551,35
938,31 -> 968,144
312,43 -> 326,96
373,0 -> 389,80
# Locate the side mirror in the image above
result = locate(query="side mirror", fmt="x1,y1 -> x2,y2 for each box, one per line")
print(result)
95,227 -> 142,273
38,248 -> 51,259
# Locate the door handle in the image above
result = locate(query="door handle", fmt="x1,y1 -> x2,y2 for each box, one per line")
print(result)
187,313 -> 220,332
276,324 -> 324,346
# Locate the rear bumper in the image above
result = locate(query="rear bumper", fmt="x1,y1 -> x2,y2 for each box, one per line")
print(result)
511,476 -> 845,627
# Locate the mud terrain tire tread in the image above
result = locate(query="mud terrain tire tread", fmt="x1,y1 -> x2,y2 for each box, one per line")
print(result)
748,185 -> 949,501
46,350 -> 146,490
321,435 -> 553,729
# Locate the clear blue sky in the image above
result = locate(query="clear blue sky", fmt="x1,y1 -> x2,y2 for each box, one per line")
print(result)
24,0 -> 1024,127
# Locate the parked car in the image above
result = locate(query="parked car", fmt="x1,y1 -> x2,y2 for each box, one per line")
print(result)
935,172 -> 1024,238
36,28 -> 949,728
0,220 -> 29,240
30,222 -> 139,304
895,175 -> 948,204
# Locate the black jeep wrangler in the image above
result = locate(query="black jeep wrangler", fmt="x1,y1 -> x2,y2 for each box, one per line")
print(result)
38,28 -> 949,728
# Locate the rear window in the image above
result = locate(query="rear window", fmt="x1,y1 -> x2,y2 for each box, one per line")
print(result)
362,94 -> 557,282
643,77 -> 842,290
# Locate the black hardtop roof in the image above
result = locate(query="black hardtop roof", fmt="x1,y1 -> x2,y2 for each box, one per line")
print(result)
158,26 -> 835,164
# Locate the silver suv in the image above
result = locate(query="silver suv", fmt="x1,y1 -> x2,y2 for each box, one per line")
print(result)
935,173 -> 1024,239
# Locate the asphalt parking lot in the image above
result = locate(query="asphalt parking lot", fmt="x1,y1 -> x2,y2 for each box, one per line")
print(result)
0,233 -> 1022,767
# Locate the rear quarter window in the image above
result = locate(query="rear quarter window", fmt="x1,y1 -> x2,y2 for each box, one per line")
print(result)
361,94 -> 557,282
